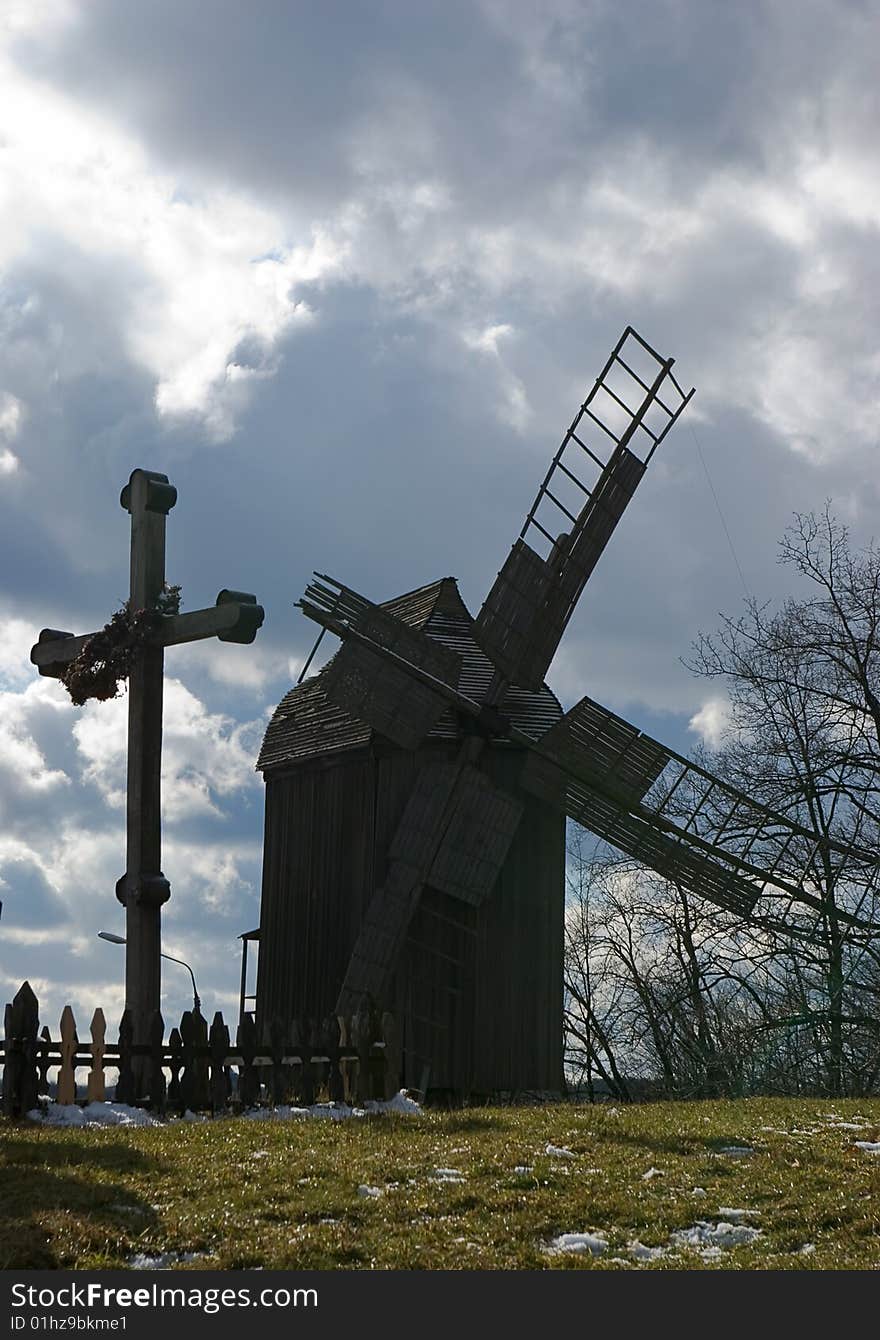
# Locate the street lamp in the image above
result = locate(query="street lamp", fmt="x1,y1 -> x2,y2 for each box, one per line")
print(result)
98,931 -> 201,1012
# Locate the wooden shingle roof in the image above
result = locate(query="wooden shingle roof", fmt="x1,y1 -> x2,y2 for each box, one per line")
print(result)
257,577 -> 563,773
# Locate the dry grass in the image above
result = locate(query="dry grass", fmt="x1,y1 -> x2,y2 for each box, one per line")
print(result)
2,1097 -> 880,1270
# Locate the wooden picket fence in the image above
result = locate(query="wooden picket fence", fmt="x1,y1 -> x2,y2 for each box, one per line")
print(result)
1,981 -> 401,1119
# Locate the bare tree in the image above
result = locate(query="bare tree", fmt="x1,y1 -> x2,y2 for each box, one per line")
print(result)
564,508 -> 880,1099
688,506 -> 880,1095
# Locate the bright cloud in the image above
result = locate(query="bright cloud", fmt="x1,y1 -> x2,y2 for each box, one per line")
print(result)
688,697 -> 732,750
0,392 -> 22,474
72,678 -> 261,818
0,21 -> 343,440
0,680 -> 72,793
463,322 -> 531,431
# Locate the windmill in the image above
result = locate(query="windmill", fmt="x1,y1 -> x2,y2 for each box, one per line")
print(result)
256,326 -> 879,1095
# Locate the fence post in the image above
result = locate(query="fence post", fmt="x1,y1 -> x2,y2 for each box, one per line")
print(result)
116,1010 -> 135,1106
353,999 -> 376,1106
309,1018 -> 327,1104
180,1009 -> 209,1112
2,983 -> 39,1117
337,1014 -> 354,1104
297,1018 -> 316,1107
268,1016 -> 287,1107
38,1025 -> 52,1096
287,1018 -> 303,1106
87,1010 -> 106,1103
167,1027 -> 183,1112
147,1011 -> 166,1114
209,1012 -> 230,1115
57,1006 -> 78,1105
236,1012 -> 258,1111
323,1016 -> 344,1104
381,1012 -> 400,1101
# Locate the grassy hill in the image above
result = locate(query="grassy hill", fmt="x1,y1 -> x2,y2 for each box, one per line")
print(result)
2,1097 -> 879,1269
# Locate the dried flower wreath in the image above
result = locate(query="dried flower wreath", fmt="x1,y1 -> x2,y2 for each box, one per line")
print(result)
60,584 -> 182,706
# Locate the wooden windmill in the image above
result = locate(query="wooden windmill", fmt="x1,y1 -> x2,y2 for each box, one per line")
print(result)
256,327 -> 878,1096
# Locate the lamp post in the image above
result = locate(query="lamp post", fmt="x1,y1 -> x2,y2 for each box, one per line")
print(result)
98,931 -> 201,1012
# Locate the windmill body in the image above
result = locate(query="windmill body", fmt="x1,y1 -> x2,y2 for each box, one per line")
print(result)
255,326 -> 880,1098
257,578 -> 566,1092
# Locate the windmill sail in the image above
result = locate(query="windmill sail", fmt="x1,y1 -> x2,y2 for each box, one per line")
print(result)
521,694 -> 880,927
336,754 -> 524,1012
390,761 -> 524,907
474,327 -> 694,690
336,861 -> 424,1011
300,575 -> 461,750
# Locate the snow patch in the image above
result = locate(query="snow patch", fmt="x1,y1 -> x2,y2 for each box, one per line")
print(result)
854,1141 -> 880,1154
431,1168 -> 465,1184
671,1220 -> 763,1257
381,1091 -> 423,1115
28,1091 -> 421,1129
544,1231 -> 607,1257
713,1145 -> 757,1158
244,1103 -> 360,1122
28,1102 -> 159,1128
244,1092 -> 421,1122
357,1185 -> 384,1198
628,1240 -> 667,1261
128,1251 -> 204,1270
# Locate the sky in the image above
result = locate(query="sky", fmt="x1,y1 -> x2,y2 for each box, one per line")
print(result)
2,0 -> 880,1033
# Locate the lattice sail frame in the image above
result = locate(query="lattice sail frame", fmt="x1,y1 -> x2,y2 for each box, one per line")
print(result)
474,327 -> 695,690
520,695 -> 880,926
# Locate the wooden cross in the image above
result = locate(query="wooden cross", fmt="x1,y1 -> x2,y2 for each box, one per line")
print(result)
30,469 -> 264,1051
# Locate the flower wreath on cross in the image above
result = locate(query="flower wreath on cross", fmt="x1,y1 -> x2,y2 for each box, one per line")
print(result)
60,584 -> 183,706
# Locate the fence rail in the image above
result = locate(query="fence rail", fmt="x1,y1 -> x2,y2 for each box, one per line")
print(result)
1,981 -> 401,1118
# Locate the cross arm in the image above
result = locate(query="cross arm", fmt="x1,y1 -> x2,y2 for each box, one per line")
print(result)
162,590 -> 265,646
31,629 -> 90,677
31,591 -> 264,679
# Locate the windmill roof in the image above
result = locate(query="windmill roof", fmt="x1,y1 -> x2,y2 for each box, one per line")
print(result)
257,577 -> 563,772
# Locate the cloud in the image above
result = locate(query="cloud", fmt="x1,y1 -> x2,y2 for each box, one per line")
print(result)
462,323 -> 531,431
72,678 -> 261,819
0,18 -> 343,441
0,391 -> 23,474
688,696 -> 732,751
0,679 -> 72,794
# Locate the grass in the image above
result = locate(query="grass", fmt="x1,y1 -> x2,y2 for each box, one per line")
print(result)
2,1097 -> 880,1270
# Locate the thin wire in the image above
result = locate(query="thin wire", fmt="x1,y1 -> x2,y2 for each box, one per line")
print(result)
296,625 -> 327,684
690,422 -> 752,601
